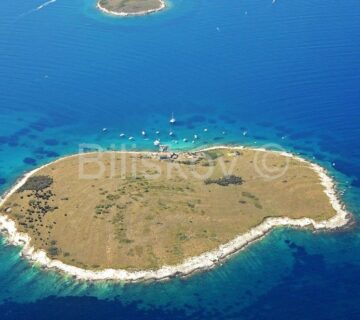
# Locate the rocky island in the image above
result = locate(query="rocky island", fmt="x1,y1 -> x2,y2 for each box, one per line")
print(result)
97,0 -> 166,16
0,147 -> 351,282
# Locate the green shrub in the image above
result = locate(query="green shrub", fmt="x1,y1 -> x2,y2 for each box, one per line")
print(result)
205,175 -> 244,186
18,176 -> 53,192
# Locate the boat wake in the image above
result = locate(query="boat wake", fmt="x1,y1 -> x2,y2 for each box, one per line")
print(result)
36,0 -> 57,11
18,0 -> 57,19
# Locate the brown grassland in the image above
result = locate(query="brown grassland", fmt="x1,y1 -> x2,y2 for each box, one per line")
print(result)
1,148 -> 336,271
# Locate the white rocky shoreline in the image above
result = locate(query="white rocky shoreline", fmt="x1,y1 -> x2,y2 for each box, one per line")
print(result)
0,145 -> 353,282
96,0 -> 166,17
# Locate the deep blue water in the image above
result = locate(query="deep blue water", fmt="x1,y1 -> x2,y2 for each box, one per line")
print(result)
0,0 -> 360,319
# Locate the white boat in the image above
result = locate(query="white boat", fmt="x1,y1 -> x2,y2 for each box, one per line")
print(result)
128,136 -> 134,141
204,128 -> 208,132
154,139 -> 160,146
194,134 -> 198,140
183,138 -> 188,142
156,130 -> 160,135
170,113 -> 176,124
159,145 -> 169,152
243,130 -> 247,136
102,128 -> 107,132
169,131 -> 174,136
119,133 -> 125,137
141,131 -> 146,136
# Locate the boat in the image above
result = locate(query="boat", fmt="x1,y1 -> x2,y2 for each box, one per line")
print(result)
128,136 -> 134,141
102,128 -> 107,132
169,131 -> 174,136
141,131 -> 146,136
170,113 -> 176,124
119,133 -> 125,137
204,128 -> 208,132
154,139 -> 160,146
159,145 -> 169,152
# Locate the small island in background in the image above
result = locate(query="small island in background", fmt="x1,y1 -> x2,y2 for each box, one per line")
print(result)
97,0 -> 166,16
0,147 -> 351,282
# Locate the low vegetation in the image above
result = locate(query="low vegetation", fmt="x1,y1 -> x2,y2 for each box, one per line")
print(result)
18,175 -> 53,192
204,175 -> 244,186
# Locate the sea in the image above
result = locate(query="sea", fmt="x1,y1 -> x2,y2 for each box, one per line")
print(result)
0,0 -> 359,319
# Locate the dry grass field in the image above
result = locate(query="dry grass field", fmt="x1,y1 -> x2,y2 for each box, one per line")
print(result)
1,148 -> 337,271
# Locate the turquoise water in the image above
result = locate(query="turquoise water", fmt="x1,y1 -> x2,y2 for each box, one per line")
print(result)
0,0 -> 360,318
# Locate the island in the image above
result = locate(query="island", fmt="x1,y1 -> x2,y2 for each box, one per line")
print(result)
97,0 -> 166,16
0,146 -> 351,282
